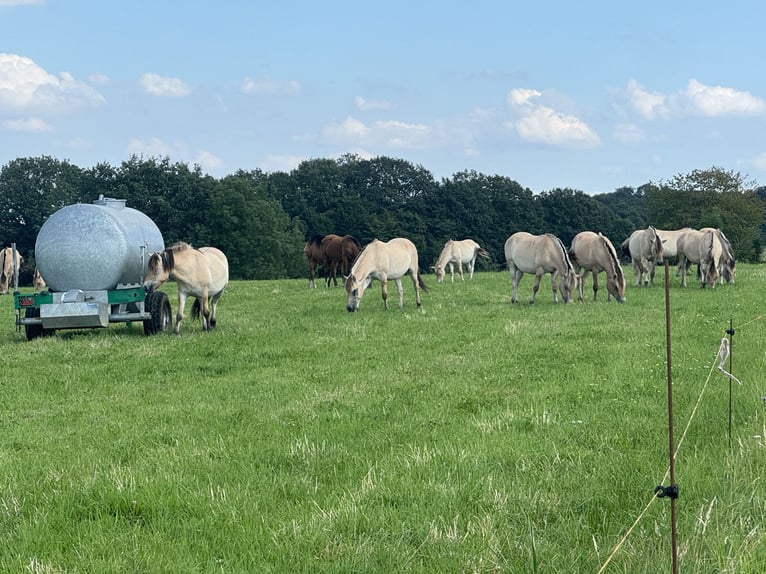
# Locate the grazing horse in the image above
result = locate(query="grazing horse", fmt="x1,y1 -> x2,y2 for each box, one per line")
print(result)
321,234 -> 362,287
676,228 -> 722,288
0,247 -> 23,294
621,226 -> 664,287
143,242 -> 229,334
504,232 -> 577,304
32,268 -> 47,292
344,238 -> 428,312
568,231 -> 626,303
432,239 -> 490,283
700,228 -> 736,284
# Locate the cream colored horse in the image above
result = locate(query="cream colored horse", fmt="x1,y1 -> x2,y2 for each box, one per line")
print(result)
621,226 -> 664,287
676,228 -> 722,288
504,232 -> 577,304
432,239 -> 490,283
143,242 -> 229,333
0,247 -> 23,294
32,268 -> 47,292
344,238 -> 428,312
700,228 -> 736,284
569,231 -> 626,303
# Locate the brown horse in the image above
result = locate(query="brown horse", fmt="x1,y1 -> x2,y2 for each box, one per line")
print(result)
304,234 -> 325,288
321,234 -> 362,287
0,247 -> 23,294
344,238 -> 428,312
143,242 -> 229,334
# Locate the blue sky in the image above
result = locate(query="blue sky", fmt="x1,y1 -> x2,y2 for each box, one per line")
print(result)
2,1 -> 766,195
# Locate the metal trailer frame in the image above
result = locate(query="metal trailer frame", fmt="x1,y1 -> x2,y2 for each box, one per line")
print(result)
10,243 -> 172,340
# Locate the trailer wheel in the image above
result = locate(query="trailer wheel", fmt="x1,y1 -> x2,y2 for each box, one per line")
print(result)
24,307 -> 54,340
144,291 -> 172,335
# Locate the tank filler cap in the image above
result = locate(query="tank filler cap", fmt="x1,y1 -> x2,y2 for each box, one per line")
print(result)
93,195 -> 126,209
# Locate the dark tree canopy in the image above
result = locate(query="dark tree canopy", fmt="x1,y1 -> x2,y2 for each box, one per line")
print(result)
1,156 -> 764,282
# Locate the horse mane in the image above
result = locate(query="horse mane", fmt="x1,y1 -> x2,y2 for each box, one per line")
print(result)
308,234 -> 325,247
550,235 -> 574,275
170,241 -> 194,252
599,233 -> 625,283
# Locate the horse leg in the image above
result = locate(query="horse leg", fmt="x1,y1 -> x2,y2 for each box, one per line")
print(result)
308,260 -> 316,289
449,262 -> 455,283
394,277 -> 404,308
456,260 -> 464,281
174,291 -> 187,335
592,270 -> 599,302
509,265 -> 521,304
411,272 -> 422,308
531,271 -> 544,304
380,278 -> 389,310
209,290 -> 223,328
679,256 -> 687,287
468,258 -> 475,280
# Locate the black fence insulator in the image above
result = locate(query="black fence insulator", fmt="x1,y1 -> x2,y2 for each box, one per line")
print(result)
654,484 -> 679,499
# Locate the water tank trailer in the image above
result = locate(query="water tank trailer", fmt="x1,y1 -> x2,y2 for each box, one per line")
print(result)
14,196 -> 172,340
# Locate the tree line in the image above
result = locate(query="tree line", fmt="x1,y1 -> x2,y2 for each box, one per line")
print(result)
1,154 -> 763,284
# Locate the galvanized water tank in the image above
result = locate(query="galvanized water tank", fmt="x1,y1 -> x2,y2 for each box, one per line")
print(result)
36,196 -> 165,292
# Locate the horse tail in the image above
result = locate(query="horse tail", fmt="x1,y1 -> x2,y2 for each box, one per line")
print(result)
477,247 -> 490,260
191,297 -> 201,321
417,271 -> 429,292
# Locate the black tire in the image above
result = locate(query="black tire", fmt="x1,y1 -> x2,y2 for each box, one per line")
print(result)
143,291 -> 172,335
24,307 -> 54,340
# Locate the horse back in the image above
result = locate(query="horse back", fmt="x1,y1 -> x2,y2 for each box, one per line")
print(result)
198,247 -> 229,291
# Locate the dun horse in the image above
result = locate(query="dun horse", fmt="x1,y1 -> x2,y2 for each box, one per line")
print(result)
432,239 -> 490,283
701,227 -> 736,284
344,238 -> 428,312
0,247 -> 23,294
143,242 -> 229,334
33,268 -> 47,292
504,232 -> 577,304
568,231 -> 626,303
621,226 -> 664,287
676,228 -> 722,288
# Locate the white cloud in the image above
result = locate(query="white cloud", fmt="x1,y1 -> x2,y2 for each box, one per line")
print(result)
2,116 -> 53,132
626,78 -> 766,120
0,53 -> 104,111
140,73 -> 191,96
240,77 -> 300,96
354,96 -> 392,110
88,73 -> 110,86
508,88 -> 541,106
512,106 -> 599,147
322,116 -> 369,143
683,78 -> 765,116
126,137 -> 220,173
321,116 -> 433,149
626,79 -> 669,120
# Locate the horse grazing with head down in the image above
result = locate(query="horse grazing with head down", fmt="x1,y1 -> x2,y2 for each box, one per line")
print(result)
676,228 -> 723,288
0,247 -> 23,294
621,226 -> 664,287
568,231 -> 626,303
432,238 -> 490,283
504,232 -> 577,304
344,238 -> 428,312
143,242 -> 229,334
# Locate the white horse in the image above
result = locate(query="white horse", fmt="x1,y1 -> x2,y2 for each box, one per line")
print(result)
676,228 -> 722,288
344,238 -> 428,312
432,239 -> 490,283
504,232 -> 577,304
143,242 -> 229,333
621,227 -> 664,287
569,231 -> 626,303
0,246 -> 23,294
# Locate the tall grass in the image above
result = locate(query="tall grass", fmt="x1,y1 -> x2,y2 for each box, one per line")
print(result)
1,265 -> 765,573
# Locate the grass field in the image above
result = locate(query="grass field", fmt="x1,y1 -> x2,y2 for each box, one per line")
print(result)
1,264 -> 765,573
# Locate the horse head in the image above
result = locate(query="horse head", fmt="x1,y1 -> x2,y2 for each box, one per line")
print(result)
432,264 -> 446,283
344,272 -> 374,312
143,250 -> 172,293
